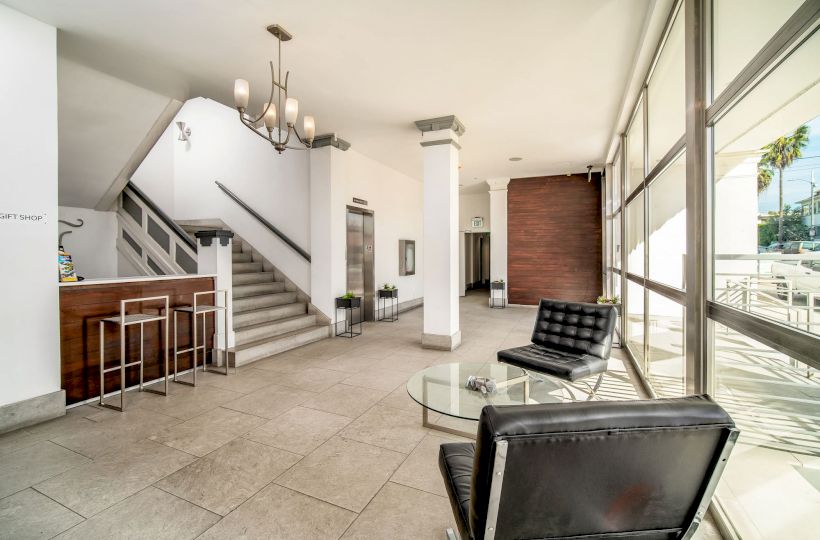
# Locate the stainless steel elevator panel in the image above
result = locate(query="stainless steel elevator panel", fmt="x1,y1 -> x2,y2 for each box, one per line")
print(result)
346,207 -> 375,322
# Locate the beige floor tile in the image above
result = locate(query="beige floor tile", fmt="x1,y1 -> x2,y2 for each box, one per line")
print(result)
134,383 -> 245,420
221,382 -> 315,419
369,354 -> 433,374
342,368 -> 410,392
197,484 -> 355,540
0,441 -> 90,499
149,406 -> 266,457
155,437 -> 300,516
379,385 -> 424,414
390,435 -> 451,497
244,406 -> 351,455
0,488 -> 83,540
301,383 -> 388,419
0,409 -> 95,457
339,404 -> 427,454
35,439 -> 195,518
50,407 -> 181,459
313,352 -> 379,374
275,367 -> 349,393
53,487 -> 218,540
340,482 -> 454,540
195,367 -> 283,394
276,436 -> 406,512
251,354 -> 323,374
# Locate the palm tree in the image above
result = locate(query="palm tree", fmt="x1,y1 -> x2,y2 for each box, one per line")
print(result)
757,124 -> 810,242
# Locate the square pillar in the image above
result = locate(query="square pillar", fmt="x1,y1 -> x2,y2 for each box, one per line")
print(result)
487,177 -> 510,304
416,116 -> 465,350
195,230 -> 235,354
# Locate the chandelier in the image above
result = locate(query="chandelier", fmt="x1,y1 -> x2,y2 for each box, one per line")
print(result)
233,25 -> 315,153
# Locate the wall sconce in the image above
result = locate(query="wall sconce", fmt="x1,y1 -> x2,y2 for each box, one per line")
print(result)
176,121 -> 191,142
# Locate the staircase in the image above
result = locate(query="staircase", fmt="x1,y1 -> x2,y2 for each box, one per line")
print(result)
230,238 -> 329,366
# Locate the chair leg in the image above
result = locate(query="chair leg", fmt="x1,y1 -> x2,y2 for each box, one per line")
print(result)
445,528 -> 458,540
586,373 -> 605,401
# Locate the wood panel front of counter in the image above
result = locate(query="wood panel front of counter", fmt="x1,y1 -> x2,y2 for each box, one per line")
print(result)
60,277 -> 216,405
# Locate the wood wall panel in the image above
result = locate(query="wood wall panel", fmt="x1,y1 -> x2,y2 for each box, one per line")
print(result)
507,174 -> 602,305
60,277 -> 216,404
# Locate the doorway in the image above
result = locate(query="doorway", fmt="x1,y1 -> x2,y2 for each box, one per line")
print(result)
464,232 -> 491,290
346,206 -> 375,322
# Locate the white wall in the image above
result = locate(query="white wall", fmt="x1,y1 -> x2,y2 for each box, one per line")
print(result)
0,5 -> 61,407
134,97 -> 424,315
58,206 -> 118,279
459,192 -> 490,232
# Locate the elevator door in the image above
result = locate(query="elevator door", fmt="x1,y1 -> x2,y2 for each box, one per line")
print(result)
346,207 -> 375,321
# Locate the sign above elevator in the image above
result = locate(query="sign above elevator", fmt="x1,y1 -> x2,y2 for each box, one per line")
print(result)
352,197 -> 368,206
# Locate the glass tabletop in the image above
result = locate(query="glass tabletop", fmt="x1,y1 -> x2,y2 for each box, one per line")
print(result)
406,362 -> 565,421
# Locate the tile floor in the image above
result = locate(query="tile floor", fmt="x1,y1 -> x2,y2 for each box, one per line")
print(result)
0,292 -> 723,539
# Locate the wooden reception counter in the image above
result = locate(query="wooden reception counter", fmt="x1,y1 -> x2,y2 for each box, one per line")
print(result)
59,275 -> 216,405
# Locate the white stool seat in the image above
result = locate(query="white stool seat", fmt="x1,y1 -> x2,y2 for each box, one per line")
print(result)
175,305 -> 225,314
102,313 -> 166,325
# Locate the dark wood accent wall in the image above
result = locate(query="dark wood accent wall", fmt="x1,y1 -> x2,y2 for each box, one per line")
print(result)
507,174 -> 602,305
60,277 -> 215,405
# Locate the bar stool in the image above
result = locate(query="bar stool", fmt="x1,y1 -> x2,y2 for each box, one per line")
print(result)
99,295 -> 170,412
173,289 -> 231,386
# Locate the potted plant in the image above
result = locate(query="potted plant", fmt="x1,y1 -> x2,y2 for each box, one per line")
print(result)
379,283 -> 398,297
490,278 -> 505,290
596,295 -> 621,315
336,292 -> 361,308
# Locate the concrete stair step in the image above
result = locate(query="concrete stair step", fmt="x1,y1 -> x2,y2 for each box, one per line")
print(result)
234,314 -> 317,346
233,292 -> 298,313
232,252 -> 253,263
232,261 -> 264,274
233,281 -> 286,299
233,303 -> 308,329
234,325 -> 330,367
232,241 -> 242,253
233,272 -> 275,286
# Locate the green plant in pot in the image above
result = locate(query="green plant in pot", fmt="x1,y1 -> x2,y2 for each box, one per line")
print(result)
596,295 -> 621,314
341,292 -> 356,300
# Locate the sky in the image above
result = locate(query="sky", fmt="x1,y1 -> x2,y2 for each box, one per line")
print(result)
757,115 -> 820,214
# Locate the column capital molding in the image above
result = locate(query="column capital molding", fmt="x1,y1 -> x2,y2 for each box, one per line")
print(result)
312,133 -> 351,151
414,115 -> 466,136
195,229 -> 234,247
486,177 -> 511,191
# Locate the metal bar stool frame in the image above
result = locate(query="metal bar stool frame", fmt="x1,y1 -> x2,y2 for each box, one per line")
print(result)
99,295 -> 170,412
173,289 -> 231,386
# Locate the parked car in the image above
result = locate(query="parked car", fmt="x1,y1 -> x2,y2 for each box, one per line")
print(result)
782,241 -> 820,254
766,242 -> 786,253
772,243 -> 820,301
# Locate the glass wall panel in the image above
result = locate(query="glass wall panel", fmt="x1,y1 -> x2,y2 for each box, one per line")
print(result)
713,30 -> 820,337
626,193 -> 645,276
626,280 -> 645,365
648,152 -> 686,289
646,292 -> 684,396
712,0 -> 806,100
626,102 -> 645,196
712,322 -> 820,539
613,154 -> 622,212
613,211 -> 622,271
647,8 -> 685,169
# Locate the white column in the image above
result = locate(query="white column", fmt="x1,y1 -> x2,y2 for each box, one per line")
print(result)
416,116 -> 465,350
309,135 -> 350,325
487,177 -> 510,303
195,230 -> 235,355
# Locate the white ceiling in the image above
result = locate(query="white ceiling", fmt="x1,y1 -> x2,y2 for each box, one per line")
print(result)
4,0 -> 650,189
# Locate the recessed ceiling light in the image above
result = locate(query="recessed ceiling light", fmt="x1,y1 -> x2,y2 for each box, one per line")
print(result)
509,157 -> 523,162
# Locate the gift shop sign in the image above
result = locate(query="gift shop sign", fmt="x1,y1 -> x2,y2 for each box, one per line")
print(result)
0,212 -> 48,224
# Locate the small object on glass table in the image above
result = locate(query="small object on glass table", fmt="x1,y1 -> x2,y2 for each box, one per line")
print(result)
465,375 -> 497,395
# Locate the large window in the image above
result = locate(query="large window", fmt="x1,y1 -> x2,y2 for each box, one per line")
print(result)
647,292 -> 684,397
625,103 -> 645,196
647,153 -> 686,289
626,193 -> 645,276
647,8 -> 685,169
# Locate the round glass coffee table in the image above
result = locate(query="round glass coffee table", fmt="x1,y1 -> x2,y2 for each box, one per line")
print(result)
406,362 -> 564,439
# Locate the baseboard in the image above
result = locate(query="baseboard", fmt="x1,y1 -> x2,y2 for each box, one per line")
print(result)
375,297 -> 423,320
422,330 -> 462,351
0,390 -> 65,434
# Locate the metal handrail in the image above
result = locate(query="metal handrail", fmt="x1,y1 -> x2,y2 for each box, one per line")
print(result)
125,181 -> 197,252
214,180 -> 311,262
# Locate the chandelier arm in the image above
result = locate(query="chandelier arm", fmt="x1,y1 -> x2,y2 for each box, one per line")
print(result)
239,113 -> 277,145
247,62 -> 279,124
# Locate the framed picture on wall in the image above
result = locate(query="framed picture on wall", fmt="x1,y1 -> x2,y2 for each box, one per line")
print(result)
399,239 -> 415,275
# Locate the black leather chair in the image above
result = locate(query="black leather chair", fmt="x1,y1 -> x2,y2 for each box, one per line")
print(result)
439,395 -> 738,540
497,299 -> 617,399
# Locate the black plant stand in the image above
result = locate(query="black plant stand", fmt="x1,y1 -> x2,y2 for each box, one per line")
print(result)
490,282 -> 506,309
378,289 -> 399,322
335,296 -> 362,338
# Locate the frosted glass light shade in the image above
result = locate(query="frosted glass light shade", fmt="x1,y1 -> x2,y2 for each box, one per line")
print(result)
262,102 -> 276,130
285,97 -> 298,125
234,79 -> 249,110
303,115 -> 315,140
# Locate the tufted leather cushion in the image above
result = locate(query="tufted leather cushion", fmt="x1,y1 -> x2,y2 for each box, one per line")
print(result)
497,343 -> 608,381
439,442 -> 476,540
530,299 -> 617,359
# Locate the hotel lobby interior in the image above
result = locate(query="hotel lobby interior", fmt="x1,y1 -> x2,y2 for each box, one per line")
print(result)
1,1 -> 819,539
